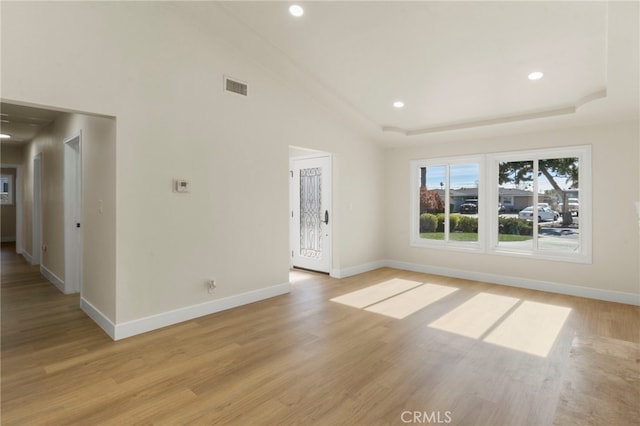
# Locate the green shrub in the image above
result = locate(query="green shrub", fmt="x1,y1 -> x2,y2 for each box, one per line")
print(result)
499,217 -> 519,234
436,213 -> 446,232
434,213 -> 463,232
420,213 -> 438,233
456,215 -> 478,233
498,217 -> 533,236
449,214 -> 461,233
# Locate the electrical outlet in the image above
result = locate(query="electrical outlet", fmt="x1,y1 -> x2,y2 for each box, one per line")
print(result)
207,279 -> 216,294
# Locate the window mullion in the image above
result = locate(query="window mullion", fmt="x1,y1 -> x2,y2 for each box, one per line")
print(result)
444,165 -> 450,241
533,160 -> 539,251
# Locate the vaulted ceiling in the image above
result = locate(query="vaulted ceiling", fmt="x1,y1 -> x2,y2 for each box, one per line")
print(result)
2,2 -> 638,147
213,1 -> 638,144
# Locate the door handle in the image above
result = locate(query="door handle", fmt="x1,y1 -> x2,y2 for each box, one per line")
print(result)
322,210 -> 329,225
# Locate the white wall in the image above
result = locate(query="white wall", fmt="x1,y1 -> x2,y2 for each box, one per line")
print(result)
22,124 -> 64,273
1,144 -> 24,164
1,2 -> 384,329
384,121 -> 640,298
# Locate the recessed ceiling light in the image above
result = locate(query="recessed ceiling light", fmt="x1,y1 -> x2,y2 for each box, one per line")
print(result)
528,71 -> 544,80
289,5 -> 304,17
393,101 -> 405,108
0,134 -> 11,139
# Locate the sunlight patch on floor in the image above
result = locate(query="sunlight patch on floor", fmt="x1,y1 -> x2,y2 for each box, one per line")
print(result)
330,278 -> 423,309
330,276 -> 572,357
428,293 -> 520,338
289,269 -> 315,284
365,284 -> 458,319
483,301 -> 572,357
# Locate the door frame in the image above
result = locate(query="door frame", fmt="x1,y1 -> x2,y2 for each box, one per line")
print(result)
32,154 -> 43,265
64,132 -> 82,294
289,153 -> 333,274
0,163 -> 23,254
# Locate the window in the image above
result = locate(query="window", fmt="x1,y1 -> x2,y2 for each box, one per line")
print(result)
0,174 -> 13,205
410,146 -> 591,263
410,157 -> 482,251
489,146 -> 591,263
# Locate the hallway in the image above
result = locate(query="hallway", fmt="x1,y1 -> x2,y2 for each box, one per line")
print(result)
1,242 -> 97,352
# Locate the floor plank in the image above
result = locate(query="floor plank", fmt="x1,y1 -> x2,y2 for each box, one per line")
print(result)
553,335 -> 640,425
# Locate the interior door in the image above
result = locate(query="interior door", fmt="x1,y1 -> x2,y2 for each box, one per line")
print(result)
290,155 -> 332,273
64,135 -> 82,294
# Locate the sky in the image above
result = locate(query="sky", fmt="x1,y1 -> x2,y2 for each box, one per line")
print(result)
423,164 -> 576,193
425,164 -> 478,190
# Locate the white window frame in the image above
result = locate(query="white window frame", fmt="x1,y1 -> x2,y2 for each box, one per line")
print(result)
1,174 -> 14,205
487,145 -> 591,264
409,146 -> 592,264
410,155 -> 484,252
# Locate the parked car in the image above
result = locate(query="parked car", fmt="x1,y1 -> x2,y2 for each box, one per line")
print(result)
518,206 -> 559,222
498,203 -> 506,214
460,203 -> 478,214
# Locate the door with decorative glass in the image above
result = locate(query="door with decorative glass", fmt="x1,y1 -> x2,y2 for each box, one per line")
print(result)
290,155 -> 332,273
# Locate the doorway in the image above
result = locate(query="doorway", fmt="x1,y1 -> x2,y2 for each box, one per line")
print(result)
64,133 -> 82,294
290,154 -> 332,274
0,164 -> 22,253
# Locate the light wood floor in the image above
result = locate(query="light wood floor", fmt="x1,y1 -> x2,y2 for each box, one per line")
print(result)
2,243 -> 639,425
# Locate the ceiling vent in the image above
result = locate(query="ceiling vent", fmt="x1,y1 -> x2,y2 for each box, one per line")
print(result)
224,76 -> 248,96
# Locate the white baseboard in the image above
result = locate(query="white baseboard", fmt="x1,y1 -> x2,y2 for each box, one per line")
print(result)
81,297 -> 116,339
40,264 -> 67,294
21,250 -> 33,264
113,282 -> 291,341
331,260 -> 387,279
79,259 -> 638,341
384,260 -> 640,306
1,236 -> 16,243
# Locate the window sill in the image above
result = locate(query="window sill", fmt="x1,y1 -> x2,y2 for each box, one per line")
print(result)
489,247 -> 592,264
410,239 -> 483,254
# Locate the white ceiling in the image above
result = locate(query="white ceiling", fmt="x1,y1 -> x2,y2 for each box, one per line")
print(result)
0,103 -> 62,144
1,2 -> 637,147
213,1 -> 638,143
